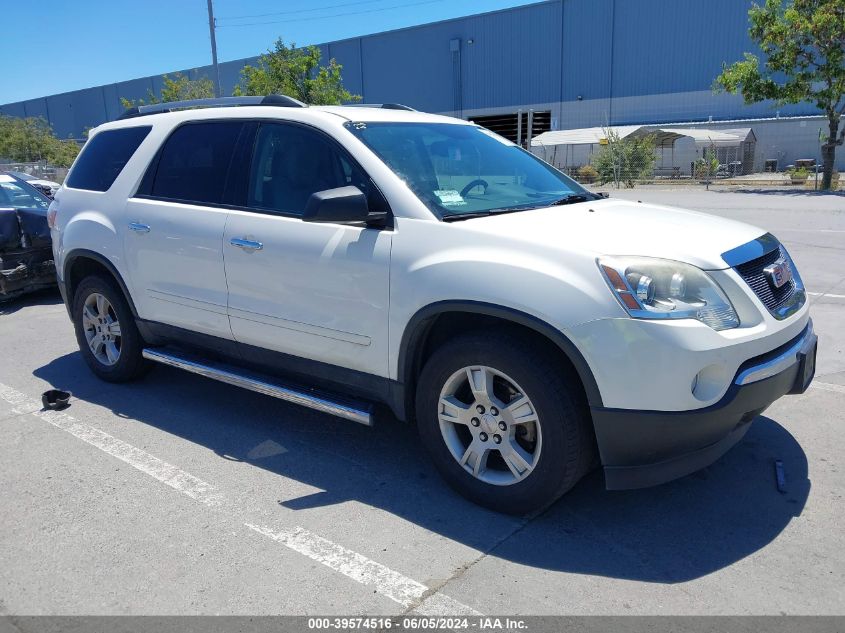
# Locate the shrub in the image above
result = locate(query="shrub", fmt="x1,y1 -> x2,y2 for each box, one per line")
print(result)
575,165 -> 599,184
591,130 -> 657,188
789,167 -> 810,181
693,155 -> 719,180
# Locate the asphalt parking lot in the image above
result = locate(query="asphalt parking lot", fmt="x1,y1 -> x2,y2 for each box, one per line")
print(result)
1,188 -> 843,616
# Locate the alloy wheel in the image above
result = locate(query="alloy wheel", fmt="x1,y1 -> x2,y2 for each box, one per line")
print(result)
81,292 -> 122,366
438,365 -> 542,486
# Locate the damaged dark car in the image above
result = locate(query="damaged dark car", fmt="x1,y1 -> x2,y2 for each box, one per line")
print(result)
0,173 -> 56,301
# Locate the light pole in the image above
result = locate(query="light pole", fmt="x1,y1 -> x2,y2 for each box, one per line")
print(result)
206,0 -> 222,98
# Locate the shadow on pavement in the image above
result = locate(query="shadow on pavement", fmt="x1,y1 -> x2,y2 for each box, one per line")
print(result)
0,287 -> 62,316
34,351 -> 810,583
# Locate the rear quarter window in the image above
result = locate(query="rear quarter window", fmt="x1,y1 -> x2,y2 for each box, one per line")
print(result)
66,126 -> 151,192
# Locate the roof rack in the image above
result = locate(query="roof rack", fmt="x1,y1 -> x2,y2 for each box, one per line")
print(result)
117,94 -> 307,120
342,103 -> 416,111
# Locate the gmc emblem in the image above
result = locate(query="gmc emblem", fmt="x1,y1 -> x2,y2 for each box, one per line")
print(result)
764,259 -> 793,289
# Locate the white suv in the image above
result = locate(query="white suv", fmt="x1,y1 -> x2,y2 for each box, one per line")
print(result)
49,96 -> 817,514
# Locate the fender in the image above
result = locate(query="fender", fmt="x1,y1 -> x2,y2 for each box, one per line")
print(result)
62,248 -> 140,320
398,300 -> 603,408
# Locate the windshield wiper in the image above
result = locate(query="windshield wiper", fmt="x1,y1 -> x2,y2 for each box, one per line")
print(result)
441,194 -> 597,222
442,207 -> 537,222
442,211 -> 495,222
548,193 -> 594,206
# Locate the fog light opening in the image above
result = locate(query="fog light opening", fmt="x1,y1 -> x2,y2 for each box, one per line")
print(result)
692,365 -> 729,402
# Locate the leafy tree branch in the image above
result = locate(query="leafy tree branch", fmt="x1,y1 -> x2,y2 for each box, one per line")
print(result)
716,0 -> 844,189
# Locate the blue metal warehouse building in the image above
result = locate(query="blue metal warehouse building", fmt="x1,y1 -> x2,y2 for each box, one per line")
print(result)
1,0 -> 837,169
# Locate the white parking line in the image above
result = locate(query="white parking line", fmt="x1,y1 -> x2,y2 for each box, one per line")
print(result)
0,381 -> 479,616
0,382 -> 226,507
246,523 -> 481,615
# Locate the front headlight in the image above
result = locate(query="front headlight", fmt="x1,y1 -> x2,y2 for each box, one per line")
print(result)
598,257 -> 740,331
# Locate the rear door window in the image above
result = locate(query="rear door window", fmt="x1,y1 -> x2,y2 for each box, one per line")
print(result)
150,121 -> 243,205
65,126 -> 151,192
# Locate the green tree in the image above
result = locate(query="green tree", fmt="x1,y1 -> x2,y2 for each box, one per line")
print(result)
591,130 -> 657,188
233,38 -> 360,105
0,115 -> 80,167
716,0 -> 845,190
120,72 -> 215,109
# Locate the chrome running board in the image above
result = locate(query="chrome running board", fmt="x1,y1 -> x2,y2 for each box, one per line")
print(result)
142,348 -> 373,426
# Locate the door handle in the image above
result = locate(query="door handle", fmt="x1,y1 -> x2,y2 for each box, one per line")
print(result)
230,237 -> 263,251
128,222 -> 150,233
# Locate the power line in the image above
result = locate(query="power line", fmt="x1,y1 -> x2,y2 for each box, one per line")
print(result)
218,0 -> 390,22
216,0 -> 449,28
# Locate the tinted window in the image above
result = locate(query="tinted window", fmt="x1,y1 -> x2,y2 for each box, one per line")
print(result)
66,126 -> 151,192
151,122 -> 242,205
248,123 -> 371,216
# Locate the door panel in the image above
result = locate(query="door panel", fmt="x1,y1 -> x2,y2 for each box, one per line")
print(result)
121,120 -> 243,339
224,210 -> 391,376
123,198 -> 231,337
223,121 -> 391,377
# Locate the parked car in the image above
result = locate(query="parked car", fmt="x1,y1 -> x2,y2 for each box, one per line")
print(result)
7,170 -> 61,198
0,173 -> 56,301
50,96 -> 816,514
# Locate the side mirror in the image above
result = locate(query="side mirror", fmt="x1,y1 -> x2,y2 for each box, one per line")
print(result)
303,186 -> 374,225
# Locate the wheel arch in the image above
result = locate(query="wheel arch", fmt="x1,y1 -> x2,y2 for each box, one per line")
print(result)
63,249 -> 140,320
398,301 -> 603,417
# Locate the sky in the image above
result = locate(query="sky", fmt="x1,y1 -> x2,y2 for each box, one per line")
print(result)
1,0 -> 537,104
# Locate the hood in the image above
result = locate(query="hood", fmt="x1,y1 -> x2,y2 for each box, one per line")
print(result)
463,198 -> 766,270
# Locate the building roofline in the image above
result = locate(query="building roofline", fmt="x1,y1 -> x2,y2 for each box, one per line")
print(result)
641,114 -> 828,126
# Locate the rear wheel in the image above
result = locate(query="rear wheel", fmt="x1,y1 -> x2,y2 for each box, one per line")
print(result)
416,331 -> 594,514
72,275 -> 148,382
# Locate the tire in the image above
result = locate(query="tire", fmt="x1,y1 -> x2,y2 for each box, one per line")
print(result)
72,274 -> 149,382
415,330 -> 594,515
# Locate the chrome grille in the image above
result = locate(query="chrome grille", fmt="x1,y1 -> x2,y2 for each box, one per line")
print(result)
734,246 -> 797,312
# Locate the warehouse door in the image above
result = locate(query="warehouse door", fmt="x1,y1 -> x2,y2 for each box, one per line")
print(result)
469,111 -> 551,148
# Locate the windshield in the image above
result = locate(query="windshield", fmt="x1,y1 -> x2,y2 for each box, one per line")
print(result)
346,122 -> 592,219
10,171 -> 35,181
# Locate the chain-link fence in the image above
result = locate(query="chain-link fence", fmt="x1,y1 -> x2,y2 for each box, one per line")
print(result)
0,160 -> 68,184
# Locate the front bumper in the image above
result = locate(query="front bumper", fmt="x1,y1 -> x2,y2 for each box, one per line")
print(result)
592,320 -> 817,490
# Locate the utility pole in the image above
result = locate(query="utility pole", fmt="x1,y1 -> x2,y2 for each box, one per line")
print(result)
206,0 -> 222,97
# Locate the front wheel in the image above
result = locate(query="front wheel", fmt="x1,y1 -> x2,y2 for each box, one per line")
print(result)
416,331 -> 594,514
